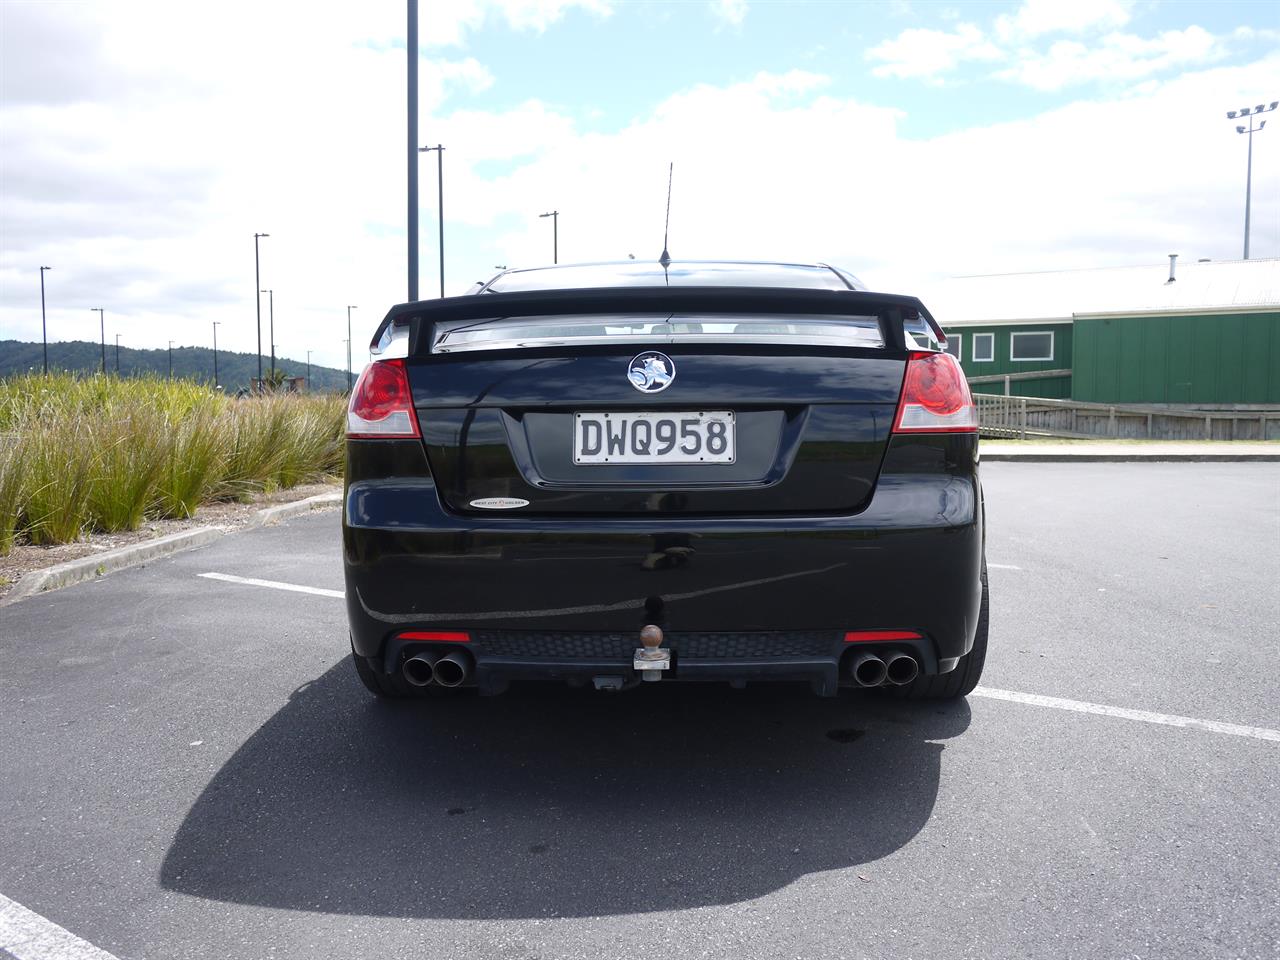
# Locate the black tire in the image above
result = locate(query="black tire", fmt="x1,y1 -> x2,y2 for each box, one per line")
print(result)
890,561 -> 988,701
350,638 -> 411,699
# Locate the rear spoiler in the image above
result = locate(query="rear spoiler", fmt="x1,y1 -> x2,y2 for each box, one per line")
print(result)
368,286 -> 944,357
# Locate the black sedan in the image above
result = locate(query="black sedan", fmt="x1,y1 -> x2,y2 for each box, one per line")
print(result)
343,261 -> 987,700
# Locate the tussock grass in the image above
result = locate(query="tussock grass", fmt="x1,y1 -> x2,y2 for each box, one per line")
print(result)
0,431 -> 29,556
155,409 -> 229,519
0,373 -> 346,547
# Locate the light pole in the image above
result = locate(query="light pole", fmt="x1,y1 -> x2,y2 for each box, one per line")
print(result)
306,349 -> 312,390
90,308 -> 105,374
168,340 -> 175,379
419,144 -> 445,296
39,266 -> 51,375
539,211 -> 559,264
407,0 -> 419,301
253,232 -> 269,391
261,288 -> 274,384
212,321 -> 221,388
1227,101 -> 1277,260
114,334 -> 121,375
346,305 -> 357,391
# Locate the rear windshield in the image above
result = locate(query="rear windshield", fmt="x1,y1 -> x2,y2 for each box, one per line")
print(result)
431,313 -> 885,354
482,262 -> 858,293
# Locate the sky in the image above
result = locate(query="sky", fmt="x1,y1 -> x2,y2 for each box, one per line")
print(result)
1,0 -> 1278,374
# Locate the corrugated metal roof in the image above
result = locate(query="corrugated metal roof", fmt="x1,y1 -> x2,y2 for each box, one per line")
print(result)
920,257 -> 1280,327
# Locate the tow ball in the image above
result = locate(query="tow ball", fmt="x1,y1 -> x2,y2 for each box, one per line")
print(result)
633,624 -> 670,682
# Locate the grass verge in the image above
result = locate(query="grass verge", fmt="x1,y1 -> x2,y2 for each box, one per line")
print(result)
0,373 -> 346,553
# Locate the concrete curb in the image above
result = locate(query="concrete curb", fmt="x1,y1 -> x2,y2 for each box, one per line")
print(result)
250,491 -> 343,526
3,489 -> 343,606
4,527 -> 225,604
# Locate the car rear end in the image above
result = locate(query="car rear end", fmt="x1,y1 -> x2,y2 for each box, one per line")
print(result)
343,271 -> 985,699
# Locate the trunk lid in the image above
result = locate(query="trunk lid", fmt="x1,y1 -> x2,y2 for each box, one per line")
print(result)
377,287 -> 928,517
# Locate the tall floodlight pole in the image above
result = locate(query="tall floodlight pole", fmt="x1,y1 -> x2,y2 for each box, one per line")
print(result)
168,340 -> 175,379
419,144 -> 445,296
39,266 -> 51,375
539,211 -> 559,264
306,349 -> 312,390
253,232 -> 269,391
346,305 -> 358,391
90,308 -> 105,374
212,321 -> 221,387
407,0 -> 419,301
261,288 -> 275,385
1226,101 -> 1277,260
114,334 -> 121,375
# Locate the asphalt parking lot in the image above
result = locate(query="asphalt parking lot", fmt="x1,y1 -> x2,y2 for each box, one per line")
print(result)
2,462 -> 1278,960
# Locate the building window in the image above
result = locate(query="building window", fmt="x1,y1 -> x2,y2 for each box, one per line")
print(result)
972,332 -> 994,362
1010,331 -> 1054,361
943,334 -> 961,360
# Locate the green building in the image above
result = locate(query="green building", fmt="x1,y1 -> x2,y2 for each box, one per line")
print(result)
930,257 -> 1280,404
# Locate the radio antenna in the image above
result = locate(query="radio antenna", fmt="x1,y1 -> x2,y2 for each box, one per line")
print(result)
659,162 -> 673,267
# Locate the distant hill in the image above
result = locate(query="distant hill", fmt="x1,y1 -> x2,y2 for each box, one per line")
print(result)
0,340 -> 351,393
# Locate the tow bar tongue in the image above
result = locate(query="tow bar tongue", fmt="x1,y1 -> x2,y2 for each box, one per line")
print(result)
633,624 -> 670,682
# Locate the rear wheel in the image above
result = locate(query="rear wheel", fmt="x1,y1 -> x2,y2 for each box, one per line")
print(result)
891,561 -> 988,700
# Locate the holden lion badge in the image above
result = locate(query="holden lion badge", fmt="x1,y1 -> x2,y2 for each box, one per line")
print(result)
627,352 -> 675,394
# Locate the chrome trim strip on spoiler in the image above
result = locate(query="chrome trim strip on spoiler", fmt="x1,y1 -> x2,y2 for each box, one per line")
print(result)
368,286 -> 939,357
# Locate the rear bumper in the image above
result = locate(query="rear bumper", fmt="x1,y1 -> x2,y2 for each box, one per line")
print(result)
343,434 -> 983,691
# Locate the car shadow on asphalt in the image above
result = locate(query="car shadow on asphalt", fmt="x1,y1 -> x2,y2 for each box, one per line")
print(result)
160,661 -> 970,919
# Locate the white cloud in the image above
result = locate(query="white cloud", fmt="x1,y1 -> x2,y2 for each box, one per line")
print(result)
424,0 -> 614,47
710,0 -> 748,28
867,23 -> 1004,82
997,26 -> 1226,91
995,0 -> 1132,41
871,2 -> 1230,91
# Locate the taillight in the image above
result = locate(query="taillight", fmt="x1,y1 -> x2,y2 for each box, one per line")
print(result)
892,351 -> 978,433
346,359 -> 420,438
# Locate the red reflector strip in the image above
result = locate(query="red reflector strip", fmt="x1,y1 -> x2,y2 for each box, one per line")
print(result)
843,630 -> 923,643
397,631 -> 471,643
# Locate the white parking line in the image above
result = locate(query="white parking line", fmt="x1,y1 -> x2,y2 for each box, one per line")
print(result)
195,571 -> 1279,744
0,893 -> 120,960
971,687 -> 1280,743
987,562 -> 1022,570
197,572 -> 344,598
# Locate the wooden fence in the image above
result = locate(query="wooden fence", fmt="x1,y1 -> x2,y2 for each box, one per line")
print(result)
974,394 -> 1280,441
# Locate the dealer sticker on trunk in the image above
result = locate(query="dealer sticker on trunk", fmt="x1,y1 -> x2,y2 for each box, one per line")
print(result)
469,497 -> 531,510
573,411 -> 735,465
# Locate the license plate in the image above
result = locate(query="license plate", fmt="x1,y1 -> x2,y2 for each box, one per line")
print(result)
574,411 -> 735,464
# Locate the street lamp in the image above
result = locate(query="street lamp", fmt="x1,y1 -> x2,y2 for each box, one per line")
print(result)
407,0 -> 419,301
346,305 -> 357,391
1226,100 -> 1277,260
114,334 -> 121,375
253,232 -> 269,391
168,340 -> 175,380
90,308 -> 105,374
39,266 -> 51,375
306,349 -> 313,390
212,321 -> 221,388
419,144 -> 445,297
261,288 -> 274,385
539,211 -> 559,264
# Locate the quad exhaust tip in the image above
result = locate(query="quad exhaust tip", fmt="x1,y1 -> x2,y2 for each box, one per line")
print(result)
851,653 -> 888,687
432,650 -> 472,687
403,653 -> 438,687
883,652 -> 920,686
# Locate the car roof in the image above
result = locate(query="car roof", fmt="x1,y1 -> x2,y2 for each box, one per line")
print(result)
477,260 -> 865,294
